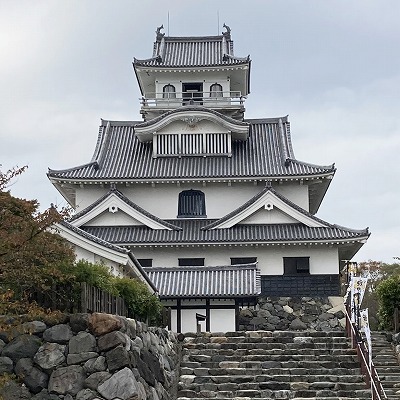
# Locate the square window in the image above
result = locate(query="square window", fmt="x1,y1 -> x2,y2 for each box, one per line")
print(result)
283,257 -> 310,275
138,259 -> 153,268
231,257 -> 257,265
178,258 -> 205,266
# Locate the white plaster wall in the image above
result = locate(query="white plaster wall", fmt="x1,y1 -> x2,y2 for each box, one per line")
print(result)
84,210 -> 143,227
75,187 -> 109,211
74,245 -> 122,277
273,183 -> 309,211
158,119 -> 229,135
165,299 -> 236,332
119,183 -> 262,220
181,308 -> 207,333
240,207 -> 298,224
155,71 -> 231,97
74,181 -> 311,221
75,246 -> 96,263
210,309 -> 235,332
132,244 -> 339,275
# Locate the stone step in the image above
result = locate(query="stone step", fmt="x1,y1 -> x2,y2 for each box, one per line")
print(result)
179,374 -> 366,385
183,350 -> 358,360
179,380 -> 369,391
184,352 -> 359,362
185,330 -> 348,337
177,388 -> 372,398
181,359 -> 361,370
180,366 -> 363,376
178,331 -> 374,399
182,345 -> 356,356
184,336 -> 349,345
178,398 -> 369,400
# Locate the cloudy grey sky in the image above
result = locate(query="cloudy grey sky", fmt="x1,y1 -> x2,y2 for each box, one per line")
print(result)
1,1 -> 399,263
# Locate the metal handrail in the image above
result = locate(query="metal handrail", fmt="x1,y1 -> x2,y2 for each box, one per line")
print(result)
344,304 -> 388,400
140,91 -> 246,107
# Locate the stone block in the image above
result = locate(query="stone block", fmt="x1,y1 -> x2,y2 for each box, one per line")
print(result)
2,334 -> 41,362
34,342 -> 66,371
98,330 -> 128,352
98,367 -> 139,400
67,351 -> 98,365
83,355 -> 107,374
105,345 -> 130,372
15,358 -> 49,394
0,356 -> 13,374
43,324 -> 73,344
84,371 -> 111,391
48,365 -> 85,396
69,313 -> 89,333
88,313 -> 123,336
69,332 -> 96,354
21,321 -> 47,335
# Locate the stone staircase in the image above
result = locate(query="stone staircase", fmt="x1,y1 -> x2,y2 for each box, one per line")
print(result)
177,330 -> 372,400
370,331 -> 400,399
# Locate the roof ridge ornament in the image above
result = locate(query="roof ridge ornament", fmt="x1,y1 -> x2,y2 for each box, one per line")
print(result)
156,24 -> 165,41
222,23 -> 231,40
180,116 -> 203,127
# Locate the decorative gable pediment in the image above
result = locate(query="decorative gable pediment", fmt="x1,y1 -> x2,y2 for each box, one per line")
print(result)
134,107 -> 249,157
203,187 -> 328,230
70,190 -> 181,231
240,207 -> 299,225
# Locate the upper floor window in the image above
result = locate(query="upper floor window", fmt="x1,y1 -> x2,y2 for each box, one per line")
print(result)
210,83 -> 223,98
138,259 -> 153,268
178,189 -> 206,218
231,257 -> 257,265
283,257 -> 310,275
178,258 -> 205,266
163,84 -> 176,99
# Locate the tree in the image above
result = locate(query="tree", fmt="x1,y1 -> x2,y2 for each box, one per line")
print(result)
0,166 -> 75,309
0,166 -> 162,324
351,260 -> 400,329
377,274 -> 400,330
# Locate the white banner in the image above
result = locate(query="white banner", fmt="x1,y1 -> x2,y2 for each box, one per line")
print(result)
360,308 -> 372,366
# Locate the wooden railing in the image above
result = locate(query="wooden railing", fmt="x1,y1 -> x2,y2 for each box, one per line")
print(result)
344,301 -> 388,400
30,283 -> 171,327
80,282 -> 128,317
394,307 -> 399,333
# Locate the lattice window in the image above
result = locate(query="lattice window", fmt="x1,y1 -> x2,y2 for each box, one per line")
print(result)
153,132 -> 231,157
178,189 -> 206,218
210,83 -> 223,98
162,84 -> 176,99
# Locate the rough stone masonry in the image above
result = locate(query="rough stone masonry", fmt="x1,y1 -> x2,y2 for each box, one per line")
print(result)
0,313 -> 180,400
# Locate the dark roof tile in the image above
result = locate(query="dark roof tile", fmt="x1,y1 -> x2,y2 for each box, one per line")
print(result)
144,264 -> 261,298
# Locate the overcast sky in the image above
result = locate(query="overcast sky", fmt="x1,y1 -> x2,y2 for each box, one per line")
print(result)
1,1 -> 399,263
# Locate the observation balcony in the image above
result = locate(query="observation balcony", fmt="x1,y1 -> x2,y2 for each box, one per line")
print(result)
139,91 -> 246,121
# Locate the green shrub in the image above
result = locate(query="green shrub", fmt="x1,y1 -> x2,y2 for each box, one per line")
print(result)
376,275 -> 400,330
113,277 -> 162,324
72,259 -> 119,296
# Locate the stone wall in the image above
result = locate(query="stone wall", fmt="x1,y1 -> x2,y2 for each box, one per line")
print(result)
238,296 -> 346,331
0,313 -> 179,400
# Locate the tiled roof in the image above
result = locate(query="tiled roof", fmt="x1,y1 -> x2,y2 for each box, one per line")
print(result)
48,117 -> 335,181
144,264 -> 261,298
134,35 -> 250,68
81,220 -> 369,246
58,220 -> 129,253
56,221 -> 157,291
69,188 -> 182,231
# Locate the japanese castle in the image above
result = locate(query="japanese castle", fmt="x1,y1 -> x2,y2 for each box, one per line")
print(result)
48,25 -> 369,332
